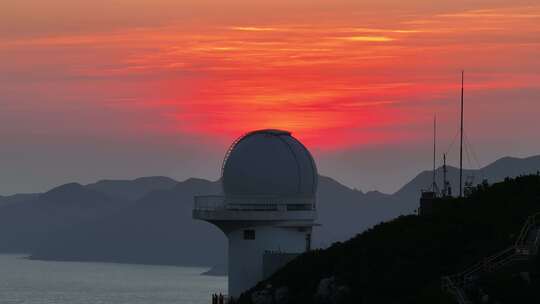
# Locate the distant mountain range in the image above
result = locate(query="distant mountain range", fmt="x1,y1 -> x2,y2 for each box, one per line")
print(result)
395,155 -> 540,208
85,176 -> 178,201
0,183 -> 132,253
1,155 -> 539,272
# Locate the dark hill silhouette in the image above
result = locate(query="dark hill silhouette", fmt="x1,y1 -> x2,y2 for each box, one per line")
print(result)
0,193 -> 39,206
482,155 -> 540,180
394,155 -> 540,212
29,178 -> 226,266
315,176 -> 398,245
85,176 -> 178,201
42,183 -> 109,206
0,183 -> 130,253
237,174 -> 540,304
0,154 -> 537,269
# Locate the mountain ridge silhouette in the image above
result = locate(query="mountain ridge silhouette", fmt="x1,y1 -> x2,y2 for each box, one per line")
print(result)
0,154 -> 539,269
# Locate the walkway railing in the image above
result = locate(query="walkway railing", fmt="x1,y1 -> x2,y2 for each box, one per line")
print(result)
441,212 -> 540,304
194,195 -> 315,212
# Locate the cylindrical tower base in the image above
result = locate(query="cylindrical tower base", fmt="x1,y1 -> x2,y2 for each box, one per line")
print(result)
227,225 -> 312,298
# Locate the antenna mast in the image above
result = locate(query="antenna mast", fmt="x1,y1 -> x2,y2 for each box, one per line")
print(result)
432,115 -> 437,193
443,154 -> 448,196
459,71 -> 464,198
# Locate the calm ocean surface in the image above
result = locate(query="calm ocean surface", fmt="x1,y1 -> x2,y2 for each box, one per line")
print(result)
0,254 -> 227,304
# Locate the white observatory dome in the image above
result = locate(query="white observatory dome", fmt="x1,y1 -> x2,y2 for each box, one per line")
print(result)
222,129 -> 318,197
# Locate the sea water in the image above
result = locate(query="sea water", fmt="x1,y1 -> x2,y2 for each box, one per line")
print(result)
0,254 -> 226,304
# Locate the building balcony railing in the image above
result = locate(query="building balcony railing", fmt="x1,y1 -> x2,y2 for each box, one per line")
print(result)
193,195 -> 315,212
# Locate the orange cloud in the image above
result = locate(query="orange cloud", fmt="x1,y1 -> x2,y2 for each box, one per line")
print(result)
335,36 -> 395,42
1,4 -> 539,150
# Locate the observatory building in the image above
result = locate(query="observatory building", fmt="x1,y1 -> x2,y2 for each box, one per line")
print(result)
193,129 -> 318,298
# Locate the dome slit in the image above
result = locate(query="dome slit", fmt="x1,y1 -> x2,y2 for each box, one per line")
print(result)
276,135 -> 303,195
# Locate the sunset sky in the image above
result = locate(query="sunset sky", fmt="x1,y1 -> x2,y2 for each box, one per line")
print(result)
1,0 -> 539,194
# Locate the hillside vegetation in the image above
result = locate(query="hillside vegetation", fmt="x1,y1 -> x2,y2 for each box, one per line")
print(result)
239,174 -> 540,304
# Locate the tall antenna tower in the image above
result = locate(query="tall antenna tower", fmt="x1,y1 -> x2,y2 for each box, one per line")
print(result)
443,154 -> 447,196
432,115 -> 438,193
459,71 -> 464,198
443,153 -> 451,197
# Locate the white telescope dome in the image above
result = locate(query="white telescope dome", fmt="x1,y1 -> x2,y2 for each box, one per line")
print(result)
222,129 -> 318,197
